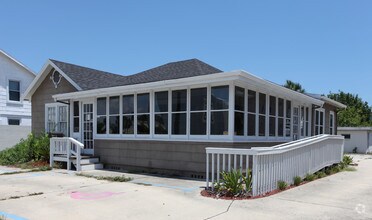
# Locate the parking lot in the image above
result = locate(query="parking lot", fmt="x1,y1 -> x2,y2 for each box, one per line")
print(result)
0,154 -> 371,220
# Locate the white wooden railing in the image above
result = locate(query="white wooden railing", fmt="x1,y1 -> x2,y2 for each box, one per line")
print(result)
50,137 -> 84,171
206,135 -> 344,196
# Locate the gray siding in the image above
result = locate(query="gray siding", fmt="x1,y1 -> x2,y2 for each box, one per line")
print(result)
0,125 -> 31,151
95,140 -> 283,177
31,69 -> 77,135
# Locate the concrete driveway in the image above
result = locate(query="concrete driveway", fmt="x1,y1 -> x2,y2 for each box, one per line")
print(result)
0,154 -> 371,220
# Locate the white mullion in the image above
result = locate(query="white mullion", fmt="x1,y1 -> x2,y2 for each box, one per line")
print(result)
244,87 -> 248,138
207,85 -> 211,138
150,91 -> 154,138
228,83 -> 234,138
265,93 -> 269,137
134,93 -> 137,137
255,91 -> 259,137
187,87 -> 190,138
168,89 -> 171,139
119,95 -> 123,136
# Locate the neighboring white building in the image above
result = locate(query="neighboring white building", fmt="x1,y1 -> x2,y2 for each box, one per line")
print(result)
338,127 -> 372,153
0,49 -> 36,150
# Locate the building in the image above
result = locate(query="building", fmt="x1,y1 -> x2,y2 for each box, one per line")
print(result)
0,50 -> 36,150
338,127 -> 372,153
24,58 -> 345,175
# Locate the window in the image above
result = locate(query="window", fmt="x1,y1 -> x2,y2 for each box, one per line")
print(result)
342,134 -> 351,139
329,111 -> 335,135
109,96 -> 120,134
234,87 -> 245,136
278,98 -> 284,137
285,100 -> 291,137
305,107 -> 309,136
190,88 -> 207,135
9,80 -> 20,101
154,91 -> 168,134
269,96 -> 276,136
172,90 -> 187,135
46,103 -> 68,136
96,97 -> 107,134
300,106 -> 305,137
211,86 -> 229,135
73,101 -> 79,132
315,108 -> 325,135
8,119 -> 20,125
122,95 -> 134,134
258,93 -> 266,136
247,90 -> 256,136
137,93 -> 150,134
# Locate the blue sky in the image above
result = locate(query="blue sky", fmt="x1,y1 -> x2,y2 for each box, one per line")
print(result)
1,1 -> 371,104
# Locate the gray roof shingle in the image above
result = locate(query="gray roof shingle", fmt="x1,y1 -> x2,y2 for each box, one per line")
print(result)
50,58 -> 222,91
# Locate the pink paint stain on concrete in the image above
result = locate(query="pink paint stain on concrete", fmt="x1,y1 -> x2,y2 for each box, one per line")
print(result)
70,191 -> 123,200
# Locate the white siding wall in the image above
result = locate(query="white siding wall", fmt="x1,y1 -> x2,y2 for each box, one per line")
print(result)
0,52 -> 34,126
338,130 -> 368,153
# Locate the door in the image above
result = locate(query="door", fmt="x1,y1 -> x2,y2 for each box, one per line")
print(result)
82,102 -> 94,155
293,106 -> 299,140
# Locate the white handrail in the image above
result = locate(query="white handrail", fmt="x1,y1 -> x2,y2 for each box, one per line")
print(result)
50,137 -> 84,171
205,135 -> 344,196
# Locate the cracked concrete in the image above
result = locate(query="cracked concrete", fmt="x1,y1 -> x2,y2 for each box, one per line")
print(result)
0,154 -> 371,220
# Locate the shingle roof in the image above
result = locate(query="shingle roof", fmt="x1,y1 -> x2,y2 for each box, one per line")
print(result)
50,59 -> 128,90
50,58 -> 222,91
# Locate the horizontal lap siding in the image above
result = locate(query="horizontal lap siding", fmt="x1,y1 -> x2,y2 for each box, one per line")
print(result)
94,140 -> 283,176
31,70 -> 77,135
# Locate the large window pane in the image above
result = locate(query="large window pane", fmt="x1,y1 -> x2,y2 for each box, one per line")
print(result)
9,80 -> 20,101
109,116 -> 119,134
172,113 -> 186,135
123,115 -> 134,134
74,101 -> 79,116
211,111 -> 228,135
172,90 -> 187,112
235,87 -> 245,111
278,98 -> 284,117
259,115 -> 265,136
259,93 -> 266,114
248,90 -> 256,113
73,101 -> 79,132
97,116 -> 106,134
190,112 -> 206,135
269,96 -> 276,116
123,95 -> 134,114
137,114 -> 150,134
109,96 -> 119,114
137,93 -> 149,113
191,88 -> 207,111
234,112 -> 244,136
248,113 -> 256,136
155,114 -> 168,134
269,116 -> 275,136
155,91 -> 168,112
278,118 -> 284,136
211,86 -> 229,110
286,100 -> 291,118
97,97 -> 106,115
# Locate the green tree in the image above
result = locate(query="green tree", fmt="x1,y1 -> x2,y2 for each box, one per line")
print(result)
328,91 -> 372,126
284,80 -> 305,93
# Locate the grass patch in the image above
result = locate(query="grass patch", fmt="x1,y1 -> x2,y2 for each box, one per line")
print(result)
76,173 -> 132,182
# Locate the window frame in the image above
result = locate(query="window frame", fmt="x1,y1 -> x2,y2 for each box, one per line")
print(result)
45,103 -> 69,136
329,111 -> 335,135
315,108 -> 325,135
8,79 -> 21,103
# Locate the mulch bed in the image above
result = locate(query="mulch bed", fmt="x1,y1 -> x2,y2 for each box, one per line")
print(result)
11,161 -> 49,169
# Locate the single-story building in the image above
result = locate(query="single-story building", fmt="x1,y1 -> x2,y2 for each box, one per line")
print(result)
338,127 -> 372,153
24,58 -> 346,176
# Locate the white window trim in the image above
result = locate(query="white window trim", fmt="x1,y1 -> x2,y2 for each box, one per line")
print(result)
315,108 -> 325,135
45,103 -> 69,136
7,78 -> 22,104
330,111 -> 335,135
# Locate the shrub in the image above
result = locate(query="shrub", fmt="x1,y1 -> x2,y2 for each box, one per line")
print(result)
293,176 -> 302,186
0,133 -> 50,165
277,180 -> 288,190
316,171 -> 327,178
325,167 -> 333,175
332,165 -> 341,173
220,169 -> 244,196
242,169 -> 252,193
304,173 -> 315,181
342,155 -> 353,166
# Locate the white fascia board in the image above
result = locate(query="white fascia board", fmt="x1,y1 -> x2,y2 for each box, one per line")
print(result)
23,59 -> 82,101
237,70 -> 324,106
53,69 -> 324,107
52,71 -> 241,101
0,49 -> 36,76
321,96 -> 347,109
